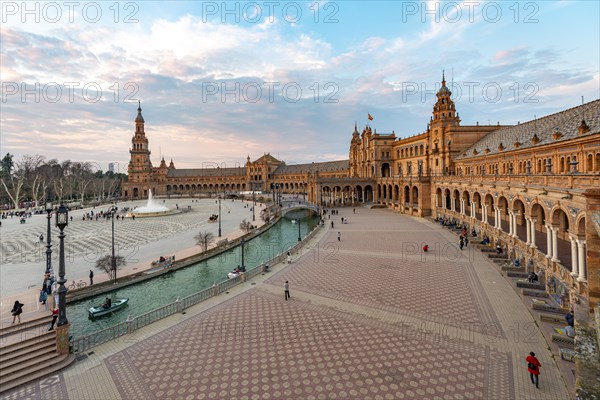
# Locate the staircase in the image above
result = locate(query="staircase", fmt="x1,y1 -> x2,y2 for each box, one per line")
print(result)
0,315 -> 75,393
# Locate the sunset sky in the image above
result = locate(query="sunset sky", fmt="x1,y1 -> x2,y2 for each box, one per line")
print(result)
1,1 -> 598,172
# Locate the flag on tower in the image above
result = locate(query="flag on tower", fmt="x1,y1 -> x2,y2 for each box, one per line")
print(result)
367,113 -> 373,121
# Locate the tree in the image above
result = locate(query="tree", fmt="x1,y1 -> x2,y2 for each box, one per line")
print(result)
240,219 -> 253,233
95,255 -> 126,280
194,231 -> 215,252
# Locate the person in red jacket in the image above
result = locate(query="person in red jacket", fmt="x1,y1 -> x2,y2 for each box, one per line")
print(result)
526,352 -> 541,388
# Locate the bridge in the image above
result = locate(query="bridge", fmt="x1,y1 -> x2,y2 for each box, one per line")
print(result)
278,200 -> 320,216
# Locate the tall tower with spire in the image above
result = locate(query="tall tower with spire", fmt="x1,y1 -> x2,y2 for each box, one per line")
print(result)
127,102 -> 154,196
429,72 -> 461,175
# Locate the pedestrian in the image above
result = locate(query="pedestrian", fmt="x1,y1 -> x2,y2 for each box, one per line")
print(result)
287,252 -> 291,264
89,270 -> 94,285
331,221 -> 334,228
39,233 -> 44,243
337,232 -> 341,241
49,307 -> 58,331
565,310 -> 574,327
284,281 -> 290,300
526,352 -> 541,388
39,287 -> 48,311
353,208 -> 355,214
464,237 -> 469,247
11,300 -> 24,324
459,238 -> 464,250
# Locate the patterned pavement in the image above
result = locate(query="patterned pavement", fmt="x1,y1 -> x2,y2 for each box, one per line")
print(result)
4,208 -> 571,399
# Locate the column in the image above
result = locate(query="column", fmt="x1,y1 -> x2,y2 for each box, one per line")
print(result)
545,225 -> 553,258
451,197 -> 456,212
551,226 -> 559,263
570,235 -> 579,278
496,209 -> 501,229
525,218 -> 531,245
460,199 -> 465,215
577,239 -> 587,282
512,213 -> 519,238
470,202 -> 475,218
530,219 -> 537,248
508,212 -> 514,235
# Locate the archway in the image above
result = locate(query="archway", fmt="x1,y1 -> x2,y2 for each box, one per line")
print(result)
530,203 -> 547,253
412,186 -> 419,208
551,208 -> 572,269
512,199 -> 526,241
381,163 -> 391,178
497,196 -> 509,231
484,194 -> 495,227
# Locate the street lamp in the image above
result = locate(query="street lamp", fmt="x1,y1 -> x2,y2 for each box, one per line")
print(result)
252,186 -> 256,222
111,206 -> 117,284
296,219 -> 301,241
55,203 -> 69,326
45,195 -> 54,275
218,198 -> 222,237
241,238 -> 245,269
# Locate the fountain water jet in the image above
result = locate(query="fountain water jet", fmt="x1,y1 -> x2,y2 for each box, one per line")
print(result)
128,189 -> 175,218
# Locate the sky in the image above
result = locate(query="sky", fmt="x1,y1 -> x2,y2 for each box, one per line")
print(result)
1,0 -> 599,172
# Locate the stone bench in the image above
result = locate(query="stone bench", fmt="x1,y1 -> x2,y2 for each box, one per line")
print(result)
507,271 -> 529,278
502,265 -> 525,272
480,247 -> 496,252
516,281 -> 545,290
552,333 -> 575,347
559,347 -> 576,362
532,301 -> 564,314
217,238 -> 229,246
488,254 -> 508,260
521,289 -> 549,298
540,314 -> 566,324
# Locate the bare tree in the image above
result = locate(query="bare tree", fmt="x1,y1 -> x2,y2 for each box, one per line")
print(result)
0,153 -> 25,208
195,231 -> 215,252
240,219 -> 253,233
94,255 -> 126,280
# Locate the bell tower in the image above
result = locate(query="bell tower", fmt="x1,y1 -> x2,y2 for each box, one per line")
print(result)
127,102 -> 153,184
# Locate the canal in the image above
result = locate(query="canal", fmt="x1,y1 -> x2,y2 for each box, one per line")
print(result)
67,211 -> 318,339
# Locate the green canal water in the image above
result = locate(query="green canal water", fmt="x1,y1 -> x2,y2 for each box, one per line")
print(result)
67,211 -> 318,339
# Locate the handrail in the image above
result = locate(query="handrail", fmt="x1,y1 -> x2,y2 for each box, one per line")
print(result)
69,223 -> 323,354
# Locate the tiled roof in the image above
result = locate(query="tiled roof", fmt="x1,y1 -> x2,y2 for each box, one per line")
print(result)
253,153 -> 282,164
457,99 -> 600,159
167,167 -> 246,178
274,160 -> 349,175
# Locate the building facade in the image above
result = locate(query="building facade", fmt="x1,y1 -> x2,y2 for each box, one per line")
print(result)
122,77 -> 600,311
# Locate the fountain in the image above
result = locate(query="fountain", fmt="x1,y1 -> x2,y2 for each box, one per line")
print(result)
128,189 -> 175,218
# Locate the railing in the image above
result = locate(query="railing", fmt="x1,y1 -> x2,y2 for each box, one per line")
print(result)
70,223 -> 323,354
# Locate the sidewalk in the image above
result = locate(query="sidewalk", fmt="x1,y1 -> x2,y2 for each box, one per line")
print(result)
2,207 -> 572,399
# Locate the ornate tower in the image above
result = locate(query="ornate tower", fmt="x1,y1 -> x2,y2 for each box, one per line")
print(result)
127,102 -> 153,188
429,72 -> 461,175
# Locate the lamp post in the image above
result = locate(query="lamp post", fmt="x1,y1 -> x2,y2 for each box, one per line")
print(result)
55,203 -> 69,326
111,206 -> 117,284
296,219 -> 301,241
218,198 -> 222,237
241,238 -> 245,269
252,186 -> 256,222
45,196 -> 54,275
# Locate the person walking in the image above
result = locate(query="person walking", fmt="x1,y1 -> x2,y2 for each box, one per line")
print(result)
331,221 -> 334,228
39,287 -> 48,311
11,300 -> 24,324
287,252 -> 291,264
459,238 -> 464,250
526,352 -> 541,388
337,232 -> 341,241
89,270 -> 94,285
284,281 -> 290,300
49,307 -> 58,331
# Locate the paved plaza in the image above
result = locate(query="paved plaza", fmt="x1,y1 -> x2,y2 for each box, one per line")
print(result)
3,208 -> 571,399
0,198 -> 262,318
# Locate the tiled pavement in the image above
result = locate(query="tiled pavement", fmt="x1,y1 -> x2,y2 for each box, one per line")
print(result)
4,208 -> 571,399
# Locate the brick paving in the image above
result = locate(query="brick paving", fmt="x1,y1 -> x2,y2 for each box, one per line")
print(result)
3,208 -> 571,399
